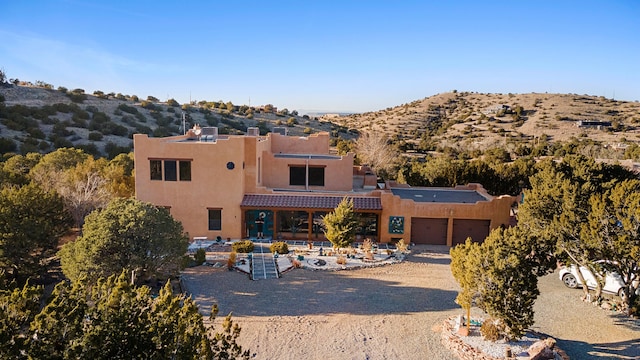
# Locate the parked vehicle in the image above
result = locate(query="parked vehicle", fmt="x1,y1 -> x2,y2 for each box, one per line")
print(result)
559,261 -> 640,298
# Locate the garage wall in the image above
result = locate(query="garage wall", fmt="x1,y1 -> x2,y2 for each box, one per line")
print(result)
410,218 -> 448,245
452,219 -> 491,246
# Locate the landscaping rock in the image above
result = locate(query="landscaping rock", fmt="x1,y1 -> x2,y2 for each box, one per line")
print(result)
527,338 -> 555,360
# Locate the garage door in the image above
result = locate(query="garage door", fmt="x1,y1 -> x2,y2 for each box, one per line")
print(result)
452,219 -> 490,246
411,218 -> 448,245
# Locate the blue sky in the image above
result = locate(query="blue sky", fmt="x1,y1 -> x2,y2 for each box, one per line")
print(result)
1,1 -> 639,113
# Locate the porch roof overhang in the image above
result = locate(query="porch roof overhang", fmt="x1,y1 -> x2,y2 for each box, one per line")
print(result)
240,194 -> 382,211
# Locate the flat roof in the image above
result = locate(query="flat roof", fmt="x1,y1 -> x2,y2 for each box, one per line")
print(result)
391,188 -> 488,203
274,154 -> 341,160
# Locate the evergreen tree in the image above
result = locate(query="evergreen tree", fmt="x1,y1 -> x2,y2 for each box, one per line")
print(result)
0,184 -> 71,285
323,197 -> 358,249
59,198 -> 188,284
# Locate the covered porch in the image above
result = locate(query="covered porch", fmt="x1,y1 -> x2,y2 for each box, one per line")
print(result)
240,194 -> 382,242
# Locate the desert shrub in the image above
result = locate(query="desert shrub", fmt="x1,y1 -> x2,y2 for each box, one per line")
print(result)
27,127 -> 46,139
0,138 -> 17,153
227,252 -> 237,269
135,112 -> 147,122
395,238 -> 408,252
76,143 -> 100,157
480,319 -> 504,342
52,137 -> 73,149
303,127 -> 312,134
269,242 -> 289,254
362,238 -> 373,252
88,132 -> 103,141
66,92 -> 86,103
336,256 -> 347,265
52,122 -> 72,136
117,103 -> 139,115
194,248 -> 206,265
135,124 -> 153,135
104,141 -> 132,159
140,101 -> 157,110
232,240 -> 254,253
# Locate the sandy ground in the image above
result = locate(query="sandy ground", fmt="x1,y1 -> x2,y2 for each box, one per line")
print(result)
181,246 -> 640,360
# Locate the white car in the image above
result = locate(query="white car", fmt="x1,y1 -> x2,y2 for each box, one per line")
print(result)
559,262 -> 639,298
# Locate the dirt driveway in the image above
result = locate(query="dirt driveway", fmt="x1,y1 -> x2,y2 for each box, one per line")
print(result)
181,245 -> 640,359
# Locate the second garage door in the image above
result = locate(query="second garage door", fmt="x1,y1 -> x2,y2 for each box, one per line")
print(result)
411,218 -> 448,245
452,219 -> 491,246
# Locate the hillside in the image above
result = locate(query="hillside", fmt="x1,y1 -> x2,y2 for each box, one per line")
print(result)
0,84 -> 346,158
334,91 -> 640,155
2,85 -> 640,159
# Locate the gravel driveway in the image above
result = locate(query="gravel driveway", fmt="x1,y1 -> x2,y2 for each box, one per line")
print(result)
181,245 -> 639,359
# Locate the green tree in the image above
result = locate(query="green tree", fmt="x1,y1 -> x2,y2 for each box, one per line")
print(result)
28,272 -> 251,359
322,197 -> 358,249
582,180 -> 640,312
1,153 -> 42,186
518,155 -> 637,299
450,239 -> 481,334
0,283 -> 42,359
59,198 -> 188,284
452,227 -> 542,340
0,184 -> 71,285
29,148 -> 89,192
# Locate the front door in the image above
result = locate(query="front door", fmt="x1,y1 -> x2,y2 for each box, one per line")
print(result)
246,210 -> 274,240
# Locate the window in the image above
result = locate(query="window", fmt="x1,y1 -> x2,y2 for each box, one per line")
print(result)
150,159 -> 191,182
150,160 -> 162,180
208,209 -> 221,230
164,160 -> 177,181
289,165 -> 325,186
308,167 -> 325,186
179,161 -> 191,181
289,166 -> 306,186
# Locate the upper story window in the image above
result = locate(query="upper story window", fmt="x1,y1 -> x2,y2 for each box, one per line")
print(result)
164,160 -> 177,181
179,161 -> 191,181
289,165 -> 325,187
150,159 -> 191,182
150,160 -> 162,180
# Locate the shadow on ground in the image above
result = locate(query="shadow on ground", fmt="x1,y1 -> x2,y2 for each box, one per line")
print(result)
407,245 -> 452,265
556,337 -> 640,359
182,265 -> 458,318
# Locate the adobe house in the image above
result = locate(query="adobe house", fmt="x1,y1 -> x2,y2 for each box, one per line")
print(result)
133,126 -> 514,246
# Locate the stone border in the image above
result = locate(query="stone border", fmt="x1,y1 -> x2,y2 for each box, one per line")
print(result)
439,317 -> 570,360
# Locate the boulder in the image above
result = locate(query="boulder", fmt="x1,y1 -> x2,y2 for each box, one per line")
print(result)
527,339 -> 555,360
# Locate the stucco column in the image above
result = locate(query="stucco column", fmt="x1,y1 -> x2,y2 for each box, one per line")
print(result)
446,217 -> 454,247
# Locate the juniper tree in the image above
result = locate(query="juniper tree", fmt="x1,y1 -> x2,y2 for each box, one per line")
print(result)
323,197 -> 358,249
59,198 -> 188,284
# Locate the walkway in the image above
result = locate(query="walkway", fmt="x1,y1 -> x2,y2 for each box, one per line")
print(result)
251,243 -> 279,280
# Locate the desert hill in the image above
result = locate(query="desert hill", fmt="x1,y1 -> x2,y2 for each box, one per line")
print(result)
334,91 -> 640,155
1,84 -> 640,159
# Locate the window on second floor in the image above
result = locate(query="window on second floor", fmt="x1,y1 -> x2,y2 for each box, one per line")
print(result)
150,160 -> 162,180
149,159 -> 191,182
289,165 -> 325,187
164,160 -> 177,181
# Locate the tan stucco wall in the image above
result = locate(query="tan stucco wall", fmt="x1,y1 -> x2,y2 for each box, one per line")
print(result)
260,152 -> 355,191
134,134 -> 248,240
268,132 -> 330,154
377,185 -> 515,245
134,131 -> 515,245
